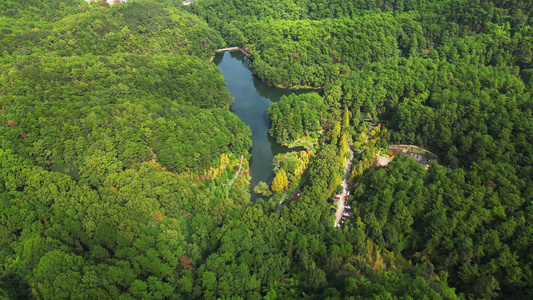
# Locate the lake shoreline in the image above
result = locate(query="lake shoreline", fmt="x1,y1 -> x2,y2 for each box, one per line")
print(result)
215,51 -> 316,201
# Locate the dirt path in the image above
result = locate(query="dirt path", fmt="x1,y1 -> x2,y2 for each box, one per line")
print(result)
334,147 -> 353,226
226,155 -> 244,198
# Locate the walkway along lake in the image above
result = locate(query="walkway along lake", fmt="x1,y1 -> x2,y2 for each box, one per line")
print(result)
214,51 -> 313,201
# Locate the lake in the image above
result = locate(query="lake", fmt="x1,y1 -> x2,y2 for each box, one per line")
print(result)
214,51 -> 311,200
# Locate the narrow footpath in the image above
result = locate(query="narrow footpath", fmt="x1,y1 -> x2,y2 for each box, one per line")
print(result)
274,181 -> 290,211
226,155 -> 244,198
334,147 -> 354,226
274,175 -> 307,212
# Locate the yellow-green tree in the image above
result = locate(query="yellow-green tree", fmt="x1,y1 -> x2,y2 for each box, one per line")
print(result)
331,122 -> 341,145
350,160 -> 364,180
339,133 -> 348,158
294,151 -> 310,178
342,106 -> 350,128
271,168 -> 288,192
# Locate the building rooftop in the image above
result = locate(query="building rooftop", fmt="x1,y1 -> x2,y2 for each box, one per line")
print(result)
406,151 -> 428,165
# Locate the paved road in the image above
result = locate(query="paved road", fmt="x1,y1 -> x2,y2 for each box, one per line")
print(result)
334,147 -> 354,226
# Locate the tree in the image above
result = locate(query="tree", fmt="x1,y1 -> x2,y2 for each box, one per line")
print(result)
342,106 -> 350,128
306,267 -> 327,290
326,86 -> 343,111
331,123 -> 341,145
254,181 -> 272,197
271,168 -> 288,192
338,133 -> 348,157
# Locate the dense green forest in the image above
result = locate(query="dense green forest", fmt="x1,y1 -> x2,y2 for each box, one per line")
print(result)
193,0 -> 533,298
191,0 -> 533,87
268,92 -> 326,144
1,0 -> 532,299
1,0 -> 224,58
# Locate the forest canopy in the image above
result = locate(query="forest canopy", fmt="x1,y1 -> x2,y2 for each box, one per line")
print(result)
193,0 -> 533,297
1,0 -> 533,299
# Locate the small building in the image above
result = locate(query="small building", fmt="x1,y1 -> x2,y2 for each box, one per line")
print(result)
406,151 -> 428,165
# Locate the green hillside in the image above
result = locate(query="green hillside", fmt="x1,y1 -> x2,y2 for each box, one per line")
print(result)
1,0 -> 532,299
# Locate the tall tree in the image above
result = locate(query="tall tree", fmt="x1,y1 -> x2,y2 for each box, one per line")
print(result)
342,106 -> 350,129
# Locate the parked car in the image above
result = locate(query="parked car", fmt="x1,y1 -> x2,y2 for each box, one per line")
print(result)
345,205 -> 351,209
335,194 -> 341,199
330,208 -> 336,213
345,195 -> 349,200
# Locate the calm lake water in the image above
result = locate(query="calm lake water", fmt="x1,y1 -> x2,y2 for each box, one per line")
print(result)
214,51 -> 310,200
